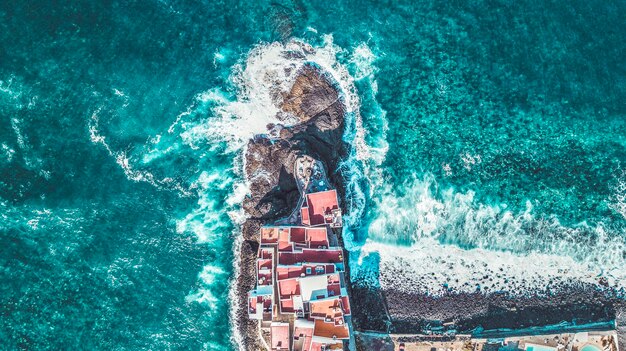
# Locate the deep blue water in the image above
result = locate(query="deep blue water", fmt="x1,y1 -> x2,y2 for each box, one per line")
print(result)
1,1 -> 625,349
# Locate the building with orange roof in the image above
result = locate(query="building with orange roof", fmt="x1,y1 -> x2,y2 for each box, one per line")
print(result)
312,318 -> 350,341
309,297 -> 350,322
309,341 -> 344,351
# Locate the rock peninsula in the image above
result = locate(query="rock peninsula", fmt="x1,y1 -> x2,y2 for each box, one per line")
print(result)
235,64 -> 349,350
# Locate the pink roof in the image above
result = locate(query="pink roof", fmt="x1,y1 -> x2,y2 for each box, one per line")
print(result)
258,259 -> 272,270
327,283 -> 341,297
293,324 -> 313,351
305,190 -> 339,226
276,264 -> 335,280
280,298 -> 294,313
248,296 -> 257,314
278,228 -> 290,242
291,227 -> 307,243
279,278 -> 300,299
279,249 -> 342,266
307,227 -> 329,248
259,248 -> 273,259
271,323 -> 290,350
258,272 -> 272,285
261,227 -> 279,244
278,241 -> 292,252
301,207 -> 310,226
249,295 -> 272,314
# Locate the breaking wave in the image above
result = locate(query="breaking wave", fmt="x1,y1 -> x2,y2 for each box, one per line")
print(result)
187,35 -> 387,347
358,174 -> 626,295
87,111 -> 192,196
609,169 -> 626,220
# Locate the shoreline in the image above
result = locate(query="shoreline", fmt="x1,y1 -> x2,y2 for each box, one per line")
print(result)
233,64 -> 350,350
228,58 -> 625,350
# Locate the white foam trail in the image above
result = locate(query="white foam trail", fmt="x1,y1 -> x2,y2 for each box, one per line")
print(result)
176,169 -> 240,243
610,169 -> 626,220
88,111 -> 192,196
357,175 -> 626,295
1,143 -> 16,163
194,36 -> 388,349
185,264 -> 226,309
199,35 -> 378,156
339,43 -> 388,251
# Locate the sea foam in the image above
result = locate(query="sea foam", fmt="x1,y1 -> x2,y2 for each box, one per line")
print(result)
356,174 -> 626,296
192,35 -> 386,348
609,169 -> 626,220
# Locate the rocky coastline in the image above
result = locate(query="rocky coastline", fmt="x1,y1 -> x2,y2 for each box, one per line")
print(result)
352,277 -> 624,340
231,64 -> 625,350
234,64 -> 349,350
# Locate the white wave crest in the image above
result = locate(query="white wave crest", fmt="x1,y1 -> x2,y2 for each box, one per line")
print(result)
609,170 -> 626,220
185,264 -> 226,309
199,35 -> 379,155
358,175 -> 626,295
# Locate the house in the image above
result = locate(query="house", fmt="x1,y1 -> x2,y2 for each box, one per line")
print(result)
248,186 -> 352,350
301,190 -> 343,228
271,322 -> 290,351
248,285 -> 273,321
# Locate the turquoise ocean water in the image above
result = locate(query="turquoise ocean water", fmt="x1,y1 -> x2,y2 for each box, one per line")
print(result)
2,1 -> 625,349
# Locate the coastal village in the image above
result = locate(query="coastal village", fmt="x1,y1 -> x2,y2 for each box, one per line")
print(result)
238,65 -> 623,351
243,154 -> 623,351
247,155 -> 353,351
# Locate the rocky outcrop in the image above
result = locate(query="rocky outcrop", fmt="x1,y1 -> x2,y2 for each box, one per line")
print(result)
383,285 -> 619,334
240,64 -> 346,221
235,64 -> 348,350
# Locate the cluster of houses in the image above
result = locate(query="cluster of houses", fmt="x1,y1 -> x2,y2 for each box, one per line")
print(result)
248,188 -> 352,351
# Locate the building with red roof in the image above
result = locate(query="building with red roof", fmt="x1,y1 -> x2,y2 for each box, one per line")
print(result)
301,190 -> 343,228
248,186 -> 352,350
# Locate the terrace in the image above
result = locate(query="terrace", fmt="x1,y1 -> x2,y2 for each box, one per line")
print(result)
271,322 -> 290,351
248,287 -> 273,321
310,297 -> 345,321
293,319 -> 314,351
276,264 -> 335,280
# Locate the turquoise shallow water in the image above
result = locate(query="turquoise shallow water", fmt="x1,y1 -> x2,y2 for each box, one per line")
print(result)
2,0 -> 626,349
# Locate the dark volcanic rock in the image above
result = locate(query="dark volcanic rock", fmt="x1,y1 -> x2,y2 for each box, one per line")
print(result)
381,284 -> 621,334
243,137 -> 300,220
281,64 -> 342,127
235,64 -> 349,350
241,64 -> 346,222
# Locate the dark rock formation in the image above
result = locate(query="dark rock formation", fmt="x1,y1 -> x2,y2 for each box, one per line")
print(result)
235,64 -> 349,350
379,283 -> 622,335
241,65 -> 347,221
